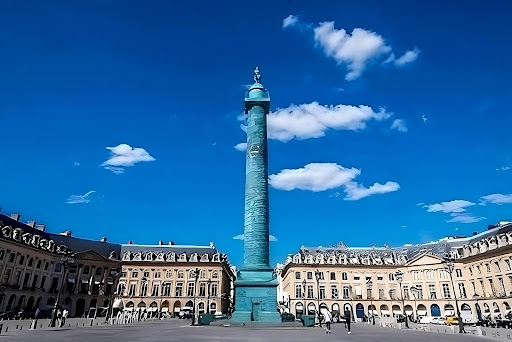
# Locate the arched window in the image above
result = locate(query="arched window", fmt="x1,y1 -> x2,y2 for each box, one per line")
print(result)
8,253 -> 15,263
28,258 -> 33,267
200,270 -> 206,279
18,255 -> 25,265
166,270 -> 172,278
177,270 -> 184,279
493,302 -> 500,313
36,259 -> 42,269
189,270 -> 196,279
483,303 -> 490,313
210,302 -> 217,313
212,271 -> 219,279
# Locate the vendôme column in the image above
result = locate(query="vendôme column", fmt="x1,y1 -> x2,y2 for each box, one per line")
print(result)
231,68 -> 281,324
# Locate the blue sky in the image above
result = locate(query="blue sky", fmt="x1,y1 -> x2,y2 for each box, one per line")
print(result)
1,1 -> 511,267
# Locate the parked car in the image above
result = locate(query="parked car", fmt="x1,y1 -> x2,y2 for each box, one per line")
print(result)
445,316 -> 459,326
281,312 -> 295,322
431,317 -> 445,325
418,315 -> 432,324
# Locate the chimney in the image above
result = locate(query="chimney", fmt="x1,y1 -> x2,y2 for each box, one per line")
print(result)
60,230 -> 72,237
10,214 -> 20,221
27,220 -> 36,228
101,237 -> 107,242
35,224 -> 46,232
168,241 -> 175,245
128,240 -> 134,245
473,231 -> 478,236
158,240 -> 164,245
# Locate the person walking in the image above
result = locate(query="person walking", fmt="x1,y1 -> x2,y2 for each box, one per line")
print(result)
323,309 -> 332,334
61,309 -> 68,327
344,309 -> 352,334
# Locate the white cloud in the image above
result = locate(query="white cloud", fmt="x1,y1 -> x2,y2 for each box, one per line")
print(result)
282,15 -> 298,28
446,213 -> 485,224
391,119 -> 408,133
496,166 -> 511,171
233,234 -> 277,241
422,115 -> 428,123
480,193 -> 512,205
101,143 -> 155,173
234,142 -> 247,151
423,200 -> 475,213
66,191 -> 96,204
269,163 -> 360,192
267,102 -> 391,142
394,47 -> 420,67
74,161 -> 80,166
313,23 -> 392,80
270,162 -> 399,200
344,181 -> 400,200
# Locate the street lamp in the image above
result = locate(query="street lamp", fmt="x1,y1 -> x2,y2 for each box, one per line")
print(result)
105,268 -> 122,323
444,260 -> 465,333
302,279 -> 306,317
366,279 -> 375,325
410,286 -> 418,323
395,270 -> 409,328
314,269 -> 322,325
206,278 -> 212,314
51,251 -> 75,327
191,268 -> 200,326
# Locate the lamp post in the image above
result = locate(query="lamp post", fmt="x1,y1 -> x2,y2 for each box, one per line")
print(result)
191,268 -> 200,326
395,270 -> 409,328
105,268 -> 122,323
206,278 -> 212,314
50,251 -> 75,327
302,279 -> 306,317
444,260 -> 465,333
410,286 -> 418,323
314,269 -> 321,324
367,279 -> 375,325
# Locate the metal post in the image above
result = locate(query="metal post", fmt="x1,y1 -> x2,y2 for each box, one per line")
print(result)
315,269 -> 321,325
191,268 -> 200,326
302,279 -> 306,317
206,278 -> 211,314
367,279 -> 375,325
395,270 -> 408,328
445,260 -> 465,333
50,251 -> 74,328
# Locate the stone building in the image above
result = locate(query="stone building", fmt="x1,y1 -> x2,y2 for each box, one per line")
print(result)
0,212 -> 122,318
279,221 -> 512,323
118,243 -> 235,316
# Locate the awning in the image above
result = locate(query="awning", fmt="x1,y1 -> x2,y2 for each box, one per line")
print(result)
381,310 -> 389,315
405,308 -> 413,314
417,310 -> 427,315
161,307 -> 169,312
124,308 -> 134,312
174,308 -> 181,313
148,307 -> 158,312
393,309 -> 402,314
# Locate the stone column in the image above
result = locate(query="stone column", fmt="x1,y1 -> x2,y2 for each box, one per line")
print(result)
74,264 -> 83,294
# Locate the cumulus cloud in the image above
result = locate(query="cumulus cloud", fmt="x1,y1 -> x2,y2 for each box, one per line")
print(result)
496,166 -> 511,171
67,191 -> 96,204
391,119 -> 408,133
423,199 -> 484,224
284,17 -> 419,80
423,200 -> 475,213
234,142 -> 247,151
270,162 -> 399,200
313,23 -> 391,80
101,143 -> 155,174
344,181 -> 400,201
74,161 -> 80,166
233,234 -> 277,241
269,163 -> 360,192
282,15 -> 298,28
480,193 -> 512,205
267,102 -> 391,142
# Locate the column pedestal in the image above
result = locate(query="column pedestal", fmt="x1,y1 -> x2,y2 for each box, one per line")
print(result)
231,269 -> 281,324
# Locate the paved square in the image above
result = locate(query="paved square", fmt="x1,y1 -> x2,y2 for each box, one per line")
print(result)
1,320 -> 487,342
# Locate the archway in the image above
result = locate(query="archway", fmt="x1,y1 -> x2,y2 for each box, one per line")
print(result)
493,302 -> 501,316
198,302 -> 205,314
185,300 -> 193,310
25,296 -> 35,311
210,302 -> 216,314
475,303 -> 483,321
392,304 -> 402,317
307,302 -> 316,315
75,298 -> 86,317
332,303 -> 340,316
444,304 -> 455,316
16,296 -> 25,311
46,297 -> 56,306
343,303 -> 353,319
356,303 -> 364,319
461,303 -> 472,323
125,301 -> 134,311
34,297 -> 42,311
430,304 -> 441,317
368,304 -> 377,317
90,299 -> 97,308
417,304 -> 427,316
295,302 -> 304,316
6,294 -> 16,311
63,297 -> 72,310
404,304 -> 413,317
161,300 -> 170,314
380,304 -> 389,317
137,301 -> 146,312
149,301 -> 158,317
0,294 -> 4,310
173,300 -> 181,317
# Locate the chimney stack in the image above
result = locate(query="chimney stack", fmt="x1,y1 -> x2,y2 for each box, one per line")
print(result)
10,214 -> 20,221
101,237 -> 107,242
27,220 -> 36,228
35,224 -> 46,232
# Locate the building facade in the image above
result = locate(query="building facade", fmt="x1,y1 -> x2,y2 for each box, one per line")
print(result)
117,243 -> 235,316
279,221 -> 512,323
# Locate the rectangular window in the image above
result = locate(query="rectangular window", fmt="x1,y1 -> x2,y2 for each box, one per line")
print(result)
505,260 -> 511,271
342,286 -> 350,299
480,280 -> 485,294
486,264 -> 491,273
151,283 -> 160,296
331,285 -> 339,299
377,276 -> 383,281
471,281 -> 476,294
187,282 -> 195,297
140,282 -> 148,296
295,284 -> 302,298
442,283 -> 451,299
307,285 -> 313,298
458,283 -> 467,298
211,283 -> 218,297
429,284 -> 436,299
155,272 -> 161,279
132,271 -> 138,278
477,266 -> 481,274
40,275 -> 46,290
330,272 -> 336,281
317,272 -> 324,280
128,283 -> 136,296
413,271 -> 420,280
199,283 -> 206,297
366,288 -> 372,299
499,277 -> 506,295
415,285 -> 423,299
144,271 -> 150,278
495,262 -> 501,273
319,285 -> 326,299
342,273 -> 348,281
354,274 -> 360,281
295,272 -> 301,280
378,288 -> 384,299
439,269 -> 449,279
469,268 -> 473,276
426,270 -> 434,280
489,279 -> 496,296
2,268 -> 11,285
389,273 -> 395,281
403,285 -> 409,299
175,282 -> 183,297
455,269 -> 462,277
307,272 -> 312,280
162,283 -> 171,296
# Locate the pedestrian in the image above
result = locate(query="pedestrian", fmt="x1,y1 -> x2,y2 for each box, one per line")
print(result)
61,309 -> 68,327
323,309 -> 332,334
57,309 -> 62,327
344,309 -> 352,334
